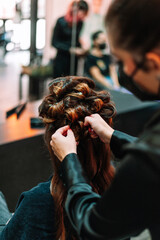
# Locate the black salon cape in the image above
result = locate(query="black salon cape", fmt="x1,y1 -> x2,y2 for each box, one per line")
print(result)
60,110 -> 160,240
0,180 -> 56,240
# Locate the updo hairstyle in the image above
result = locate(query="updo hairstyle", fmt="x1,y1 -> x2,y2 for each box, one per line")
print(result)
38,76 -> 116,240
39,76 -> 116,142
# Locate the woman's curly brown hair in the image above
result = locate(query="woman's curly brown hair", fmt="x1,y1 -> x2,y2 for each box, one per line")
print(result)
39,76 -> 116,240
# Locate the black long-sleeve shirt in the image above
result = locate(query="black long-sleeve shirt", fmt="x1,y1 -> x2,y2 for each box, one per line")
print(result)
51,16 -> 83,77
60,111 -> 160,240
51,17 -> 82,54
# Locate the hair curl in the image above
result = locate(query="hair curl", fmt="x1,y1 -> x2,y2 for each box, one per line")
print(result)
39,76 -> 116,240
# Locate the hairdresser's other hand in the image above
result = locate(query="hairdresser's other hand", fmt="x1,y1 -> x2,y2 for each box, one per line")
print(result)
84,114 -> 114,144
50,126 -> 77,162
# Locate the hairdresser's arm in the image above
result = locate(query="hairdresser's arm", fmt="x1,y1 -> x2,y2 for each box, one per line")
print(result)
51,128 -> 158,239
84,114 -> 137,159
61,153 -> 146,239
110,130 -> 137,158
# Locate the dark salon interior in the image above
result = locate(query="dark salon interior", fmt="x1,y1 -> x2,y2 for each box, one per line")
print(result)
0,1 -> 159,239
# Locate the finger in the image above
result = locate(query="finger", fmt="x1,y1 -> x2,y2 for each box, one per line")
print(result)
84,116 -> 93,126
56,125 -> 70,135
50,140 -> 55,151
90,113 -> 100,119
67,129 -> 75,139
51,130 -> 63,142
57,125 -> 70,134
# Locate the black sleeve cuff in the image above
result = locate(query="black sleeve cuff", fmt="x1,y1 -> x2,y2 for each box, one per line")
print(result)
60,153 -> 88,190
110,130 -> 137,159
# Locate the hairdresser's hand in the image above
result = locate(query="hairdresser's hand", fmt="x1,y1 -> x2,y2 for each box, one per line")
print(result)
50,125 -> 77,162
84,114 -> 114,144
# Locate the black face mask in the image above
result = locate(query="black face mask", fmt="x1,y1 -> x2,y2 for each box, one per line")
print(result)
118,62 -> 160,101
99,43 -> 106,50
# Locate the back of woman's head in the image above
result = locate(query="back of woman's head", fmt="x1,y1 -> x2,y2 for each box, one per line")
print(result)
39,76 -> 116,240
106,0 -> 160,57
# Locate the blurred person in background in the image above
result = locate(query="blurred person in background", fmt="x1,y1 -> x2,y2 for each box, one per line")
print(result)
51,0 -> 89,78
85,30 -> 120,90
80,0 -> 108,50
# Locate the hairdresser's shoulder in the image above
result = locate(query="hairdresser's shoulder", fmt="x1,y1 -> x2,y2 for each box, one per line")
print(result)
124,119 -> 160,172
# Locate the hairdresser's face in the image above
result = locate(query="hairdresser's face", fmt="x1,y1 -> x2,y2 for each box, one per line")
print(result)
108,32 -> 160,95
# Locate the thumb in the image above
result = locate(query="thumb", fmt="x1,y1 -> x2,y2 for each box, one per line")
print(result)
84,116 -> 92,127
67,129 -> 75,139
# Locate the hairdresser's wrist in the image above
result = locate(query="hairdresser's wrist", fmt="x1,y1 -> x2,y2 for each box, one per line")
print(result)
60,153 -> 88,190
61,151 -> 77,162
102,127 -> 114,144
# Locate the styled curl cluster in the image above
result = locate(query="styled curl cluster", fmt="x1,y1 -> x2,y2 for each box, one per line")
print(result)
39,76 -> 116,141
